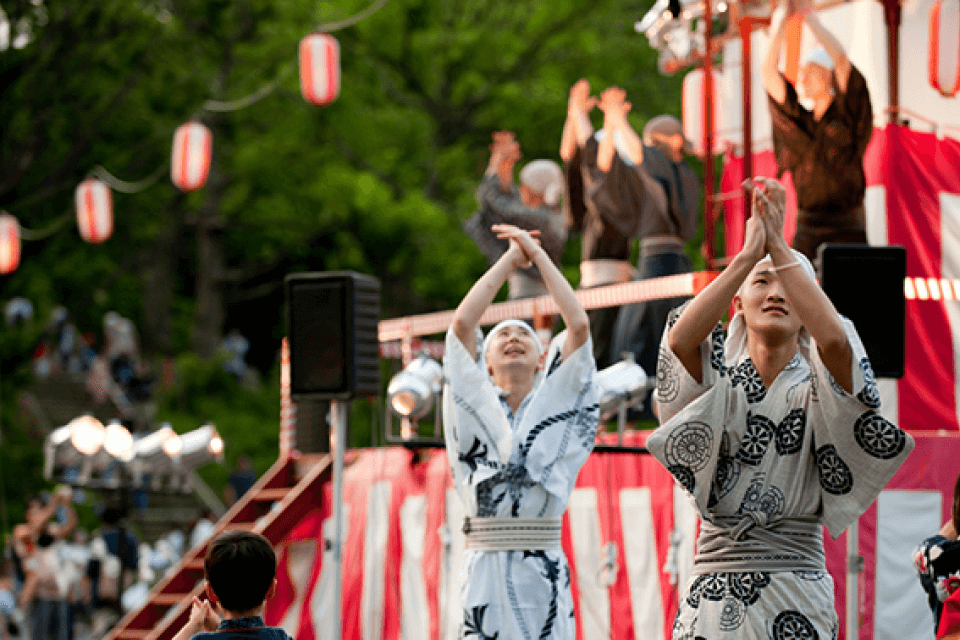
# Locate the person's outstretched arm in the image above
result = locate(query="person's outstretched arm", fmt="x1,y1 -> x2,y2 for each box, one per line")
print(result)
752,177 -> 853,391
596,87 -> 642,172
800,5 -> 852,92
561,79 -> 596,163
493,224 -> 589,360
761,2 -> 791,105
667,202 -> 767,382
451,234 -> 530,359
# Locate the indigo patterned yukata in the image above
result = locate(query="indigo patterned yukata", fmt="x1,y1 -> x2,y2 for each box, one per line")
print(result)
442,328 -> 599,640
649,302 -> 914,639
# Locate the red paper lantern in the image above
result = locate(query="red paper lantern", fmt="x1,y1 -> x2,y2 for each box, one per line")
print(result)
929,0 -> 960,97
0,213 -> 21,275
682,67 -> 723,156
171,120 -> 212,192
299,33 -> 340,106
75,178 -> 113,244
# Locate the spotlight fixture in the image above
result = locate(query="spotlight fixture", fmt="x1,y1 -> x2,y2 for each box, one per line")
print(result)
387,355 -> 443,421
595,356 -> 649,421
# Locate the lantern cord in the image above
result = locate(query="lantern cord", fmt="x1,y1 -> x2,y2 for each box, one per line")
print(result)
202,65 -> 294,113
91,163 -> 169,194
317,0 -> 392,32
18,212 -> 71,242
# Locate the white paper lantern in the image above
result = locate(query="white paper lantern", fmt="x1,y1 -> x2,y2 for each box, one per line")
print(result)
0,212 -> 21,275
299,33 -> 340,106
171,120 -> 212,192
75,178 -> 113,244
929,0 -> 960,97
682,67 -> 724,156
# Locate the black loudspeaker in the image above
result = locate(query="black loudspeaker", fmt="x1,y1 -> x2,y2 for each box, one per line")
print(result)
285,272 -> 381,399
818,244 -> 906,379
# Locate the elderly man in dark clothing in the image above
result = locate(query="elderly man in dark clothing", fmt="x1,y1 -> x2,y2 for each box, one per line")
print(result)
762,0 -> 873,263
464,130 -> 567,302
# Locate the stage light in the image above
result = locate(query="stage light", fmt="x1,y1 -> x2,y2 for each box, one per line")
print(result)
70,415 -> 106,455
595,356 -> 649,421
103,420 -> 134,462
128,423 -> 178,485
387,355 -> 443,420
171,423 -> 225,470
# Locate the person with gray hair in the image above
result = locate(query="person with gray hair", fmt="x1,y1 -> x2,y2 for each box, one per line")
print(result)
762,0 -> 873,263
464,131 -> 567,301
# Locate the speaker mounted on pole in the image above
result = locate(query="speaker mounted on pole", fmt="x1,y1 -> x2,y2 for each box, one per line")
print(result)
818,244 -> 906,379
285,271 -> 382,400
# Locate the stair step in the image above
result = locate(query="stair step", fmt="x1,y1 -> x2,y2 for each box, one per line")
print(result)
153,593 -> 188,606
223,522 -> 255,531
253,488 -> 290,501
117,631 -> 151,640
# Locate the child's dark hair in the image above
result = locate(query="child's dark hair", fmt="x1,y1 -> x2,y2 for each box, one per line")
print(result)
953,470 -> 960,532
204,530 -> 276,613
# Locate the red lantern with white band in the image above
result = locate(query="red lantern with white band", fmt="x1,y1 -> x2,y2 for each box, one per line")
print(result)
682,67 -> 723,156
75,178 -> 113,244
171,120 -> 212,192
929,0 -> 960,98
0,213 -> 21,275
299,32 -> 340,106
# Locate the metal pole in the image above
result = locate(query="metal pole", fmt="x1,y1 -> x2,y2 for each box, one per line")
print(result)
330,400 -> 347,640
846,519 -> 860,640
702,0 -> 716,266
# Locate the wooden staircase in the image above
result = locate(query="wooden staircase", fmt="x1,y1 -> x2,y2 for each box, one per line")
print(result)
103,452 -> 332,640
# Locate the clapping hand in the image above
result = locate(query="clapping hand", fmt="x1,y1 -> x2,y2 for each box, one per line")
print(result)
745,177 -> 787,252
568,79 -> 598,116
598,87 -> 632,128
188,597 -> 220,632
493,224 -> 541,269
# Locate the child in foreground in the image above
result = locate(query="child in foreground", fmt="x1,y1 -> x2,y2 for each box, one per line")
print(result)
172,531 -> 292,640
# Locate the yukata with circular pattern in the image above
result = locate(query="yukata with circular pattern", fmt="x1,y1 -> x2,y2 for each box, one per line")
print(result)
442,328 -> 599,640
649,303 -> 914,640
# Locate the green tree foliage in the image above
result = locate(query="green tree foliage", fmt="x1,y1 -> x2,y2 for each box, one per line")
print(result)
0,0 -> 690,515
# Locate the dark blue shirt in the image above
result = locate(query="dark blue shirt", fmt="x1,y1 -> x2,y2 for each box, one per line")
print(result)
191,616 -> 293,640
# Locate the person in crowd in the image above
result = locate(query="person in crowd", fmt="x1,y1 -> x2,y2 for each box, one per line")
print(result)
594,87 -> 700,422
189,510 -> 218,551
4,297 -> 33,328
86,505 -> 139,616
12,488 -> 77,570
464,130 -> 567,302
561,79 -> 635,368
224,456 -> 256,507
171,531 -> 292,640
762,0 -> 873,263
442,223 -> 598,640
915,470 -> 960,636
648,177 -> 912,638
18,524 -> 71,640
220,330 -> 251,382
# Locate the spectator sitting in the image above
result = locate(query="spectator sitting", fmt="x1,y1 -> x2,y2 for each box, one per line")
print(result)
463,130 -> 567,301
171,531 -> 292,640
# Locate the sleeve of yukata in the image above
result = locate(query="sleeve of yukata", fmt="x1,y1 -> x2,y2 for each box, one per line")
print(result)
805,316 -> 915,538
518,338 -> 600,502
442,328 -> 515,512
646,302 -> 730,513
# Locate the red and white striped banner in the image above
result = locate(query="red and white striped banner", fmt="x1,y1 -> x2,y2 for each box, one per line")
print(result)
264,432 -> 960,640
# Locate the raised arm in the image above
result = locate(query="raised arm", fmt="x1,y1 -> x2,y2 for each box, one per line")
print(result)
753,177 -> 854,391
596,87 -> 642,172
493,224 -> 589,360
762,2 -> 791,105
485,131 -> 520,191
667,201 -> 767,382
800,6 -> 852,92
451,235 -> 529,359
561,79 -> 596,163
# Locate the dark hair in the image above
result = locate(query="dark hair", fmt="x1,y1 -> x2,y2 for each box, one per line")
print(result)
204,531 -> 276,613
953,470 -> 960,532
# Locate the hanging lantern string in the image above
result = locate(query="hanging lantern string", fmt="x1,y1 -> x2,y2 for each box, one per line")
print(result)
18,211 -> 71,241
317,0 -> 392,32
202,64 -> 295,113
91,163 -> 169,194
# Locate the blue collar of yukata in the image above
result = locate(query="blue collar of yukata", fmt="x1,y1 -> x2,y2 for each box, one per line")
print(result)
218,616 -> 265,631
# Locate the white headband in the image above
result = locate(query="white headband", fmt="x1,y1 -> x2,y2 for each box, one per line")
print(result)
480,319 -> 543,364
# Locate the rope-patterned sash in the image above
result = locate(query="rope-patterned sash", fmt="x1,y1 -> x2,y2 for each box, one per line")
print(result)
463,517 -> 562,552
